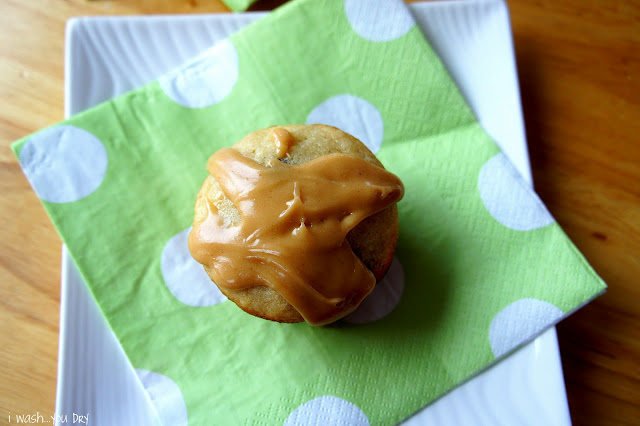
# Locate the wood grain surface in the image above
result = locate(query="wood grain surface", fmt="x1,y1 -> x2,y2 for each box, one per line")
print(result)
1,0 -> 638,424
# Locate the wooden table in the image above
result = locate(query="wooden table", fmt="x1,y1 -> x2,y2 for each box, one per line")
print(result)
1,0 -> 638,424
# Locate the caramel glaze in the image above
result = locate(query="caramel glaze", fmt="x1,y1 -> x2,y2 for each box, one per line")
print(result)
270,127 -> 294,159
189,140 -> 404,326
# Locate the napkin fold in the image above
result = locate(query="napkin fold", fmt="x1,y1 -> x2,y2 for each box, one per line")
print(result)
13,0 -> 605,424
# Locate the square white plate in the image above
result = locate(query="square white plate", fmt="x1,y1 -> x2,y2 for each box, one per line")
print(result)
58,2 -> 572,424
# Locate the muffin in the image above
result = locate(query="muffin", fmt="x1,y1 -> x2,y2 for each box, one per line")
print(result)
188,124 -> 404,325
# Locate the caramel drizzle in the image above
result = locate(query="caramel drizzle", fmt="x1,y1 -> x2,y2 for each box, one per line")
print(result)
189,146 -> 404,325
270,127 -> 294,159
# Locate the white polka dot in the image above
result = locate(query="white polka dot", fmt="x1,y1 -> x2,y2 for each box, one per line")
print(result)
136,369 -> 188,426
161,227 -> 227,307
344,0 -> 415,42
159,39 -> 238,108
344,257 -> 403,324
284,395 -> 369,426
306,94 -> 384,153
19,125 -> 108,203
478,153 -> 554,231
489,299 -> 564,358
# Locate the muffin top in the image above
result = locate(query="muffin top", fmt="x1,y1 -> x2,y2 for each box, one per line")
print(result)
189,125 -> 404,325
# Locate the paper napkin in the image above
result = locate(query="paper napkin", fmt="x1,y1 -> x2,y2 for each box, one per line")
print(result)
223,0 -> 256,12
13,0 -> 605,424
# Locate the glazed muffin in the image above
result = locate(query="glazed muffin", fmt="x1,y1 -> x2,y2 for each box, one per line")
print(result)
189,124 -> 404,325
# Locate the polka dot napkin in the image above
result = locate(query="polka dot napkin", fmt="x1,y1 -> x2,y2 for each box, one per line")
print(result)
13,0 -> 605,424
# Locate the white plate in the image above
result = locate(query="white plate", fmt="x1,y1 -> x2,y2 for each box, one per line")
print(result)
58,2 -> 572,425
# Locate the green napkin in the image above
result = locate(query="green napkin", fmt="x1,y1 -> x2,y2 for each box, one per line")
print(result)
223,0 -> 256,12
14,0 -> 605,424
